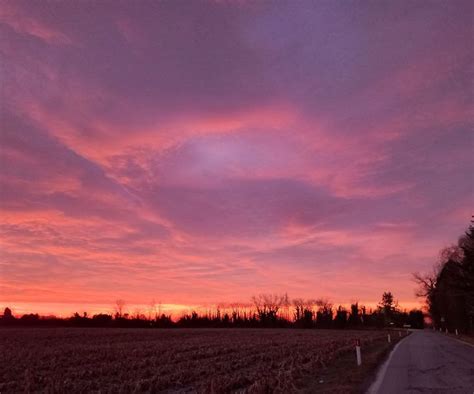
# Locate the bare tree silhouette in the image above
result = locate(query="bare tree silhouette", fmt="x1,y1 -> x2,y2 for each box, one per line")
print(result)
115,299 -> 126,318
252,293 -> 286,325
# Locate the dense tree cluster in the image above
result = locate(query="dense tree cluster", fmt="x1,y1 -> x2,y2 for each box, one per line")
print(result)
414,221 -> 474,333
1,291 -> 423,329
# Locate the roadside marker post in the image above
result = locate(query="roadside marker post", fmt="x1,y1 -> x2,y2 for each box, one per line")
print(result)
455,329 -> 459,336
445,328 -> 448,334
355,339 -> 362,366
398,331 -> 401,337
387,334 -> 391,343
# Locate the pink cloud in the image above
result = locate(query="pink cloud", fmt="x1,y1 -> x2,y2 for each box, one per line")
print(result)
0,3 -> 72,45
1,0 -> 472,314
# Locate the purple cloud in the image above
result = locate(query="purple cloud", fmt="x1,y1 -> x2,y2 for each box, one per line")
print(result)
1,0 -> 472,314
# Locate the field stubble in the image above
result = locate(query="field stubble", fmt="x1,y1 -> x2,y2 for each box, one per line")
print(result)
0,328 -> 391,393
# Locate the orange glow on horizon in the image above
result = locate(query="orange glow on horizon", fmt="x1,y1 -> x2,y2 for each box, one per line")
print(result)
1,299 -> 425,320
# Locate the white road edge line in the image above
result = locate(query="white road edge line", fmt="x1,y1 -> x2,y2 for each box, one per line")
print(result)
366,334 -> 409,394
442,334 -> 474,348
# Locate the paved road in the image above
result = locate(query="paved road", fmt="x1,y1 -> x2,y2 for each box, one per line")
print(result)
369,330 -> 474,394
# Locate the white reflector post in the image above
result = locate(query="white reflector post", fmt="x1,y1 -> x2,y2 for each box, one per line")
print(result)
355,339 -> 361,366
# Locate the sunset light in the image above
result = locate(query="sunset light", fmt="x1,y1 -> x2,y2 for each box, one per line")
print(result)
1,2 -> 473,392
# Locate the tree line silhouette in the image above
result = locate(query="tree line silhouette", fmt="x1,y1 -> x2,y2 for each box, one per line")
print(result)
414,220 -> 474,333
0,291 -> 423,329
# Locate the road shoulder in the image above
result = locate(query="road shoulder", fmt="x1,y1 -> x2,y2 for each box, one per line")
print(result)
301,332 -> 407,393
365,334 -> 410,394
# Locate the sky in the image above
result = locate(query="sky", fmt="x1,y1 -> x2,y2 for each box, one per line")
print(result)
1,1 -> 473,316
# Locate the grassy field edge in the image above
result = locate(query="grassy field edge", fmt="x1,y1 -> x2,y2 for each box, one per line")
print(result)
301,331 -> 409,393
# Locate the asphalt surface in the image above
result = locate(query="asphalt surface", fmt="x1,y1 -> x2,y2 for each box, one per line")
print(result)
369,330 -> 474,394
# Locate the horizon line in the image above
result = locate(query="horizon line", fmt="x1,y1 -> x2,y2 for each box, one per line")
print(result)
2,299 -> 425,318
